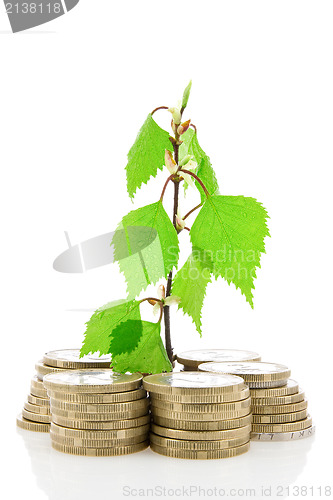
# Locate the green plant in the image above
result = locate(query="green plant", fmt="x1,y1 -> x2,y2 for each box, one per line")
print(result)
80,83 -> 270,374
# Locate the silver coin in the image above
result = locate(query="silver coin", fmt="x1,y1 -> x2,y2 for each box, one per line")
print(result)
251,426 -> 316,441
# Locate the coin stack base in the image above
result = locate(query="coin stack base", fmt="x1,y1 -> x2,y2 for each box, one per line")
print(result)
144,372 -> 252,460
44,369 -> 149,456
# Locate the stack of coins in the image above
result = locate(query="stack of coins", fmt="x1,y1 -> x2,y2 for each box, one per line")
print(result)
143,372 -> 252,459
198,362 -> 314,441
16,349 -> 112,433
177,349 -> 261,371
44,370 -> 150,456
35,349 -> 112,381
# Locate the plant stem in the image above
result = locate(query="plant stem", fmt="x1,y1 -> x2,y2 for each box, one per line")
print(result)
164,119 -> 182,364
183,203 -> 203,220
181,169 -> 210,197
151,106 -> 169,116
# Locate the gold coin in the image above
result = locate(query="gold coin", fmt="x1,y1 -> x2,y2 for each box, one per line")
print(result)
150,432 -> 249,450
50,422 -> 150,440
16,413 -> 50,433
147,387 -> 250,404
52,413 -> 150,430
150,441 -> 250,460
250,380 -> 299,398
51,406 -> 149,421
35,361 -> 65,379
27,394 -> 50,407
44,370 -> 143,394
143,372 -> 246,396
150,397 -> 251,414
199,362 -> 291,385
252,399 -> 308,414
24,401 -> 51,415
43,349 -> 112,369
30,375 -> 45,389
251,391 -> 305,406
49,397 -> 149,414
22,408 -> 51,423
153,414 -> 252,431
47,388 -> 147,404
30,385 -> 48,398
151,423 -> 251,441
51,440 -> 149,456
176,349 -> 261,369
150,405 -> 251,421
50,430 -> 149,448
251,415 -> 312,433
252,409 -> 308,424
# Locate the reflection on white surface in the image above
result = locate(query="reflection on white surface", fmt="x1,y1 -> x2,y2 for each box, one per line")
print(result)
17,427 -> 315,500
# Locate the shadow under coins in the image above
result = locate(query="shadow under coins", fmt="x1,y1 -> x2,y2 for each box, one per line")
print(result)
17,427 -> 315,500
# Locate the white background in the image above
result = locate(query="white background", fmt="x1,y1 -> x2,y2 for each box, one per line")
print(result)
1,1 -> 333,499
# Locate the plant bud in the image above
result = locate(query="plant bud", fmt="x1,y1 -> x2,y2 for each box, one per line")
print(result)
168,107 -> 182,125
176,211 -> 186,232
157,284 -> 166,300
177,119 -> 191,135
164,150 -> 178,175
148,299 -> 157,306
179,154 -> 193,167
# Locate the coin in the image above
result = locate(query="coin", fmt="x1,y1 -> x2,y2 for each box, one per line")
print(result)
47,388 -> 147,404
52,414 -> 150,430
50,431 -> 149,448
251,390 -> 305,406
50,398 -> 149,414
251,415 -> 312,433
147,387 -> 250,404
50,422 -> 150,440
27,394 -> 50,407
44,370 -> 143,393
252,409 -> 308,424
50,406 -> 149,421
150,405 -> 251,421
22,408 -> 51,423
199,362 -> 291,387
149,397 -> 251,414
24,401 -> 51,415
150,441 -> 250,460
251,426 -> 316,441
143,372 -> 246,396
151,423 -> 251,441
177,349 -> 261,369
16,413 -> 50,433
250,380 -> 299,397
35,361 -> 65,380
30,385 -> 48,399
150,432 -> 250,450
251,399 -> 308,414
31,375 -> 45,389
43,349 -> 112,369
51,440 -> 149,456
153,414 -> 252,431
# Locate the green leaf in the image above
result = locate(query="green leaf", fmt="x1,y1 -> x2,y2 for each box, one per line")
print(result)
182,80 -> 192,109
190,195 -> 270,307
111,321 -> 172,374
112,201 -> 180,299
172,253 -> 212,336
126,114 -> 173,200
109,320 -> 143,356
80,299 -> 141,357
179,129 -> 219,202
